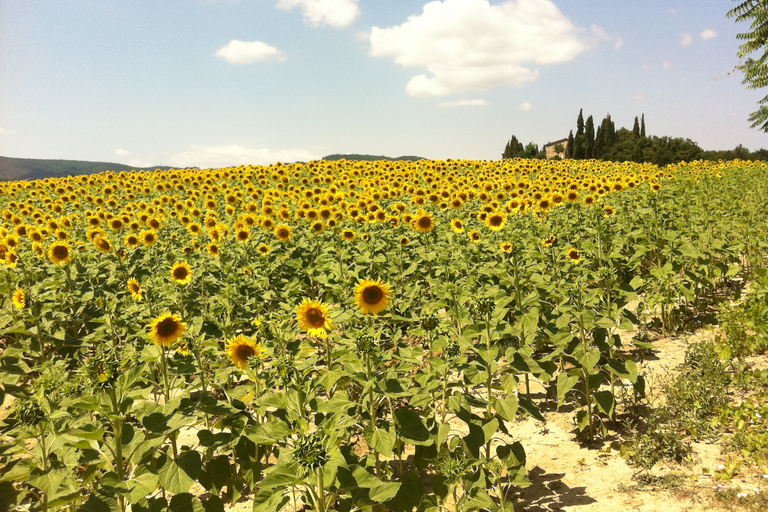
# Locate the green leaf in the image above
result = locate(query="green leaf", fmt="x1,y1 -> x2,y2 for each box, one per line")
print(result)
257,461 -> 301,490
593,390 -> 615,417
338,465 -> 401,503
492,394 -> 519,422
575,410 -> 591,432
128,470 -> 159,504
365,425 -> 396,458
577,348 -> 600,372
243,421 -> 292,445
169,493 -> 205,512
157,451 -> 201,495
394,408 -> 433,446
385,471 -> 425,512
557,372 -> 579,404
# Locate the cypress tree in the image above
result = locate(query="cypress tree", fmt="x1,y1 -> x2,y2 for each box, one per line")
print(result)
640,114 -> 646,138
633,116 -> 640,137
574,109 -> 586,159
585,115 -> 595,159
566,130 -> 574,159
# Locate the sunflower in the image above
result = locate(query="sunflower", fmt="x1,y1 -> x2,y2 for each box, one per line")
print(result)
485,212 -> 507,231
274,225 -> 292,242
603,205 -> 616,217
12,288 -> 25,309
341,229 -> 356,242
5,251 -> 18,268
171,262 -> 192,284
500,241 -> 514,253
148,313 -> 187,347
295,299 -> 333,338
207,242 -> 221,257
542,235 -> 557,247
175,338 -> 191,357
140,229 -> 158,246
311,221 -> 324,234
412,210 -> 435,233
127,278 -> 143,300
93,236 -> 113,254
49,241 -> 72,265
399,236 -> 409,246
235,228 -> 251,243
226,335 -> 266,370
355,279 -> 392,315
469,230 -> 481,244
125,233 -> 140,248
451,218 -> 465,233
566,247 -> 582,263
257,243 -> 270,255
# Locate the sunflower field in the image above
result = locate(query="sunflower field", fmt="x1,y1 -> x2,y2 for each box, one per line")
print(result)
0,158 -> 767,512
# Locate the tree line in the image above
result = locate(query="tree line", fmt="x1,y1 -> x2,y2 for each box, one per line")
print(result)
503,109 -> 768,165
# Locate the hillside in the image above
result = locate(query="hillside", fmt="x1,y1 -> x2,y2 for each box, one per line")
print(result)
322,153 -> 426,162
0,156 -> 177,181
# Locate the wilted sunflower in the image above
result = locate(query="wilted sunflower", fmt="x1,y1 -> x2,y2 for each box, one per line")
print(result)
412,210 -> 435,233
171,262 -> 192,284
355,279 -> 391,315
49,241 -> 72,265
485,212 -> 507,231
566,247 -> 582,263
127,278 -> 143,300
451,218 -> 465,233
226,335 -> 266,370
274,225 -> 292,242
12,288 -> 25,309
148,313 -> 187,347
295,299 -> 333,338
542,235 -> 557,248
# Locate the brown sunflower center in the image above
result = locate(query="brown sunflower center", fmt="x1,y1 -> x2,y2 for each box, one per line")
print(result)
236,344 -> 256,361
156,318 -> 179,337
277,228 -> 289,238
362,286 -> 383,305
418,217 -> 431,228
490,216 -> 502,226
52,245 -> 69,259
306,308 -> 324,327
173,267 -> 189,280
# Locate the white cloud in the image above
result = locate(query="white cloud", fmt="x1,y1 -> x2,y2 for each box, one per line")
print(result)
633,91 -> 644,100
0,127 -> 15,135
614,37 -> 624,50
701,28 -> 718,41
437,99 -> 490,107
168,145 -> 321,168
662,60 -> 672,69
277,0 -> 360,28
518,101 -> 533,111
369,0 -> 589,97
115,148 -> 130,157
680,33 -> 693,46
215,40 -> 285,64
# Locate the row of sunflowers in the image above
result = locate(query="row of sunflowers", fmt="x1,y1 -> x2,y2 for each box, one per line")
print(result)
1,158 -> 767,511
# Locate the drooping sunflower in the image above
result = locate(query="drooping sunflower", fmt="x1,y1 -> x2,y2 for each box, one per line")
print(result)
226,335 -> 266,370
171,262 -> 192,284
127,278 -> 143,300
93,236 -> 113,254
566,247 -> 582,263
412,210 -> 435,233
295,299 -> 333,338
542,235 -> 557,248
12,287 -> 25,309
5,251 -> 18,268
49,241 -> 72,265
355,279 -> 392,315
485,212 -> 507,231
148,313 -> 187,347
274,225 -> 292,242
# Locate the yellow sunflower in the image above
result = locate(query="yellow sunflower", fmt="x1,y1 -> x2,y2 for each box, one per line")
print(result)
485,213 -> 507,231
12,288 -> 25,309
93,236 -> 113,254
341,229 -> 356,242
274,225 -> 292,242
226,335 -> 266,370
127,278 -> 143,300
148,313 -> 187,347
5,251 -> 18,268
140,229 -> 158,246
295,299 -> 333,338
500,241 -> 514,253
469,230 -> 481,244
125,233 -> 140,248
49,241 -> 72,265
207,242 -> 221,257
355,279 -> 392,315
171,262 -> 192,284
566,247 -> 582,263
412,210 -> 435,233
451,218 -> 465,234
257,243 -> 270,255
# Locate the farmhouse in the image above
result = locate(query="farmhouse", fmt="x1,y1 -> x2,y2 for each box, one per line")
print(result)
543,138 -> 568,160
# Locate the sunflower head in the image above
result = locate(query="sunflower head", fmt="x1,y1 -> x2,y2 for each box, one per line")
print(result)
355,279 -> 391,315
226,335 -> 266,370
500,241 -> 514,254
128,278 -> 142,300
412,210 -> 435,233
451,218 -> 465,233
171,262 -> 192,284
542,235 -> 557,248
485,213 -> 507,231
149,313 -> 187,347
566,247 -> 582,263
295,299 -> 333,338
49,241 -> 72,265
12,288 -> 25,309
274,225 -> 292,242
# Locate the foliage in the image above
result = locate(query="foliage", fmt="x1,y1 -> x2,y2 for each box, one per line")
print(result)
728,0 -> 768,131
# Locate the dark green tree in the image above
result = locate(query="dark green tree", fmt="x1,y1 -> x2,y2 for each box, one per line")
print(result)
585,115 -> 595,158
573,109 -> 586,159
728,1 -> 768,131
632,116 -> 641,137
502,135 -> 525,159
640,114 -> 646,137
566,130 -> 575,158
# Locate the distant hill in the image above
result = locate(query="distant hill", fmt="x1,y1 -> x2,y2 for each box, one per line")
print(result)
322,154 -> 426,162
0,156 -> 178,181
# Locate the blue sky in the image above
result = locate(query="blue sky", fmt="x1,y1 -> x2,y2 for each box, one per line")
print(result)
1,0 -> 765,168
